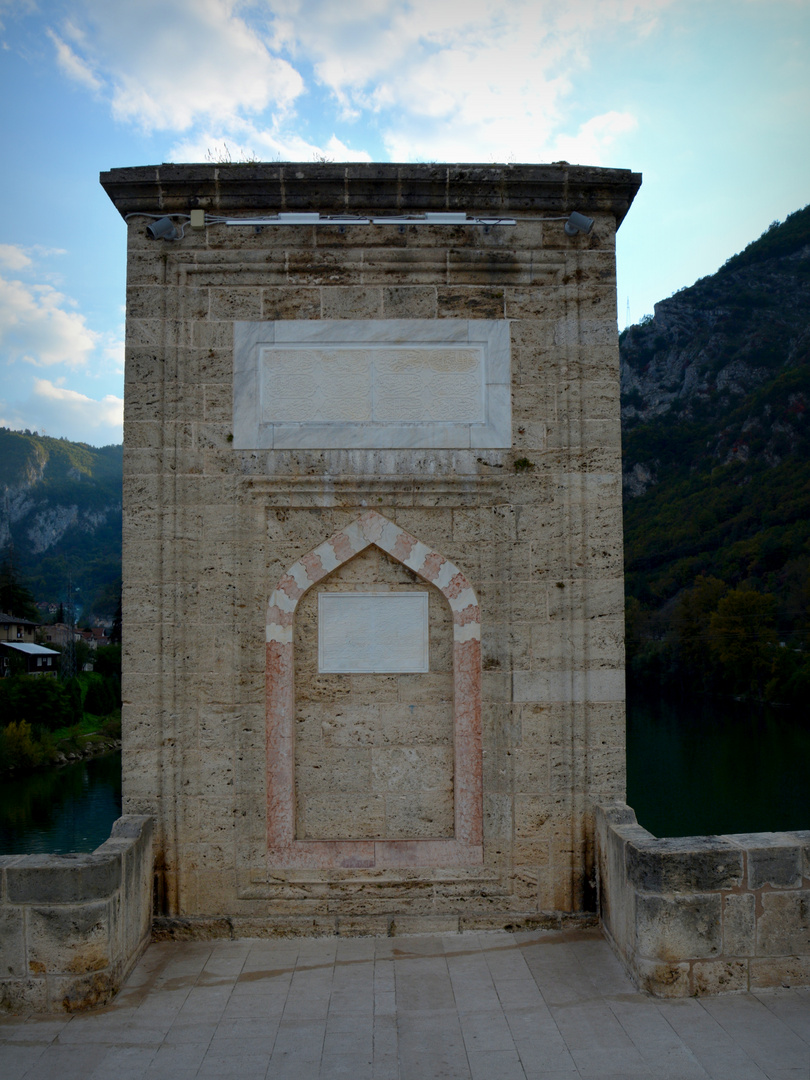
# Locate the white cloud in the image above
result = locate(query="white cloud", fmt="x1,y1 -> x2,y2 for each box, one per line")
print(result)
33,379 -> 123,429
0,276 -> 98,367
46,27 -> 102,91
272,0 -> 670,160
0,247 -> 125,445
100,330 -> 125,376
0,0 -> 36,29
550,111 -> 639,165
0,380 -> 123,444
0,244 -> 32,271
50,0 -> 671,163
57,0 -> 303,132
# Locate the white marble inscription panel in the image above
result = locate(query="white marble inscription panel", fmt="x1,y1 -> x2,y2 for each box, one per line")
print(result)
318,592 -> 429,673
261,346 -> 483,425
263,350 -> 373,422
233,319 -> 511,449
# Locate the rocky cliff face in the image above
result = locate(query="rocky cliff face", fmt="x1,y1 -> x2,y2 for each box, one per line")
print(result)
0,429 -> 122,614
620,204 -> 810,623
620,206 -> 810,497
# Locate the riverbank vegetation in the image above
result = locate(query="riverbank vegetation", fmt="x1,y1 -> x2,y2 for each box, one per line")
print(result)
626,576 -> 810,702
0,645 -> 122,773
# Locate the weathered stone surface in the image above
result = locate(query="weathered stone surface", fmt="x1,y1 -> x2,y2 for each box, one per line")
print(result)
723,893 -> 756,956
626,836 -> 743,893
6,854 -> 120,904
757,891 -> 810,956
101,163 -> 642,220
597,804 -> 810,998
635,894 -> 722,961
0,908 -> 25,978
27,902 -> 111,976
749,954 -> 810,989
693,960 -> 749,996
0,976 -> 48,1013
729,833 -> 804,890
633,957 -> 691,998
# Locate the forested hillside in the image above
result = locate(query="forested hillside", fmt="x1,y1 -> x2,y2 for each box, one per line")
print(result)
621,204 -> 810,700
0,429 -> 122,620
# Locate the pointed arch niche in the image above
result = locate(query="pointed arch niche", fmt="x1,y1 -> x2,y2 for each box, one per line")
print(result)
266,510 -> 483,869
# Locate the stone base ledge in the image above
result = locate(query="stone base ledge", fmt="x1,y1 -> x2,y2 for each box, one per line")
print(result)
596,802 -> 810,997
151,910 -> 598,941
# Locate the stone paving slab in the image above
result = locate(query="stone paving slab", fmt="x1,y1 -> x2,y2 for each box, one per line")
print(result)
2,928 -> 809,1079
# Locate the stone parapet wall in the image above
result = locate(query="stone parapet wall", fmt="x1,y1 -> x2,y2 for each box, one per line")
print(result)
596,803 -> 810,996
0,816 -> 153,1013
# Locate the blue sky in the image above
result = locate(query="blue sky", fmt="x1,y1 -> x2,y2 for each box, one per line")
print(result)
0,0 -> 807,446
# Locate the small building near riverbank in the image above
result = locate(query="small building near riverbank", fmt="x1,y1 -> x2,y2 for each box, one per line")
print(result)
0,641 -> 59,678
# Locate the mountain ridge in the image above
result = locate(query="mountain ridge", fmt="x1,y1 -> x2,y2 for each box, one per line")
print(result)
621,204 -> 810,498
0,429 -> 122,620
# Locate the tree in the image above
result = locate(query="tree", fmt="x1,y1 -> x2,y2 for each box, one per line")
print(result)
74,640 -> 93,674
0,546 -> 38,620
0,676 -> 77,734
109,589 -> 122,645
94,644 -> 121,679
673,575 -> 728,687
94,644 -> 122,707
708,588 -> 778,697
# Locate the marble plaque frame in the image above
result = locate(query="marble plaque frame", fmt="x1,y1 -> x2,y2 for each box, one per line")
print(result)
266,510 -> 483,869
234,319 -> 511,449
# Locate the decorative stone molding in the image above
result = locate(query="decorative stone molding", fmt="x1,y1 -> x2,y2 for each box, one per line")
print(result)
266,510 -> 483,868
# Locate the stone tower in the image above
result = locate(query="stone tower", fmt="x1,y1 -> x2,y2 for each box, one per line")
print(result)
101,162 -> 640,934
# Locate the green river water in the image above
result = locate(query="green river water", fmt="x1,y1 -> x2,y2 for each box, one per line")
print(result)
0,751 -> 122,855
627,691 -> 810,837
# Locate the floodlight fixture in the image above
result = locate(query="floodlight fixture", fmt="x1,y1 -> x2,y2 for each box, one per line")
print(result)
564,211 -> 594,237
146,216 -> 180,241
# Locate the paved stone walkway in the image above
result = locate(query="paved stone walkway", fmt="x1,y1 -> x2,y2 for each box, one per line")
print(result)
1,928 -> 809,1079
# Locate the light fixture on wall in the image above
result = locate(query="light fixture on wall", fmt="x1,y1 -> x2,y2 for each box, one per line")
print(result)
124,213 -> 189,240
564,211 -> 594,237
146,217 -> 180,240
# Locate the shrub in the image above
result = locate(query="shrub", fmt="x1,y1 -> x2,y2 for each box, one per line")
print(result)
84,675 -> 117,716
0,676 -> 76,734
94,644 -> 121,679
0,720 -> 48,771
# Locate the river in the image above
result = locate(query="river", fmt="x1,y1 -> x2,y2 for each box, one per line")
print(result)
0,751 -> 122,855
627,690 -> 810,837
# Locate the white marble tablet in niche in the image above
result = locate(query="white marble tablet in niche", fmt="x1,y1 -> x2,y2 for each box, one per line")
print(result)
318,592 -> 429,673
